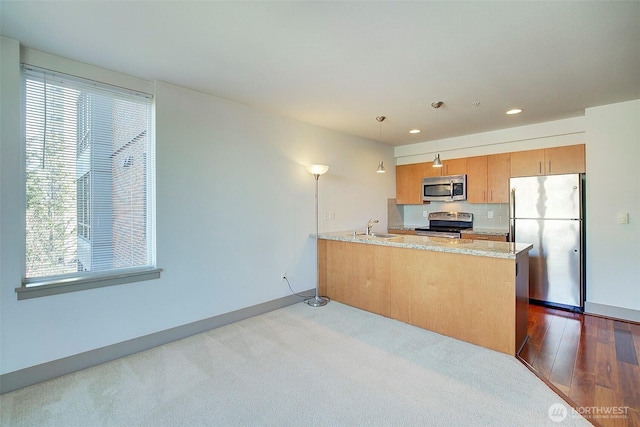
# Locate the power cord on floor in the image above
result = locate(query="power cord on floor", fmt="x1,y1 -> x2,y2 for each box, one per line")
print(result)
283,276 -> 330,302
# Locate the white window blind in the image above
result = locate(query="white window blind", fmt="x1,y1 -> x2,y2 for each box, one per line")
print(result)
21,65 -> 157,293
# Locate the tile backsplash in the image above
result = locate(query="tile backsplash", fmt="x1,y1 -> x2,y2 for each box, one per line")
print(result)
388,199 -> 509,230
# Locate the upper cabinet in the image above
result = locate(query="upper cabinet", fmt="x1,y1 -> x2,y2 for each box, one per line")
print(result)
510,144 -> 585,177
396,163 -> 429,204
396,159 -> 467,204
422,161 -> 442,178
467,153 -> 510,204
433,157 -> 468,176
396,144 -> 585,204
544,144 -> 586,175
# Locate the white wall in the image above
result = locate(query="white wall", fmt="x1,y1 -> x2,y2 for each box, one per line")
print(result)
0,37 -> 395,374
394,104 -> 640,320
395,117 -> 585,164
584,100 -> 640,318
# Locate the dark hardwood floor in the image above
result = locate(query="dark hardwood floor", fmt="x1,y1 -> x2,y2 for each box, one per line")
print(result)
518,304 -> 640,427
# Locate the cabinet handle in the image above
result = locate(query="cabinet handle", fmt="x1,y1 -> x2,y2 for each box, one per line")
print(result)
548,160 -> 551,173
483,191 -> 486,201
490,190 -> 493,201
539,161 -> 542,174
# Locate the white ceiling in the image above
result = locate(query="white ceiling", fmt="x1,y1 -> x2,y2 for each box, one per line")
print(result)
2,1 -> 639,146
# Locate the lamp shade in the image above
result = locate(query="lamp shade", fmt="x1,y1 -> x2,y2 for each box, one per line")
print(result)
433,154 -> 443,167
306,164 -> 329,175
377,161 -> 386,173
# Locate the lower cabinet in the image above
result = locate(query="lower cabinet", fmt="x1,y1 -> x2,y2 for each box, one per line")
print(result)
460,232 -> 508,242
388,229 -> 416,235
318,239 -> 529,355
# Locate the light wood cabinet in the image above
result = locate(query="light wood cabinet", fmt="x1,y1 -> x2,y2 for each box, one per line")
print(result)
388,229 -> 416,235
396,144 -> 584,204
466,156 -> 488,203
487,153 -> 511,202
395,158 -> 468,204
318,238 -> 529,355
466,153 -> 510,203
438,157 -> 468,176
460,232 -> 508,242
509,149 -> 544,177
422,161 -> 442,178
510,144 -> 585,177
395,163 -> 428,205
544,144 -> 586,175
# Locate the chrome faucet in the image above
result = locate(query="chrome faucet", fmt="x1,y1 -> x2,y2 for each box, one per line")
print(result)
366,219 -> 379,235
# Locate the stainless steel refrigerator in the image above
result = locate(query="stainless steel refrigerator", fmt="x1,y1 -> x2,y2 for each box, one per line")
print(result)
509,173 -> 584,310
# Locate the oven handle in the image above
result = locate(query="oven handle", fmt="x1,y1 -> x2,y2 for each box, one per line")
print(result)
450,180 -> 454,199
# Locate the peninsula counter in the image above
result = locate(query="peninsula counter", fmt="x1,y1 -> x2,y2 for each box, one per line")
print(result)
316,232 -> 532,355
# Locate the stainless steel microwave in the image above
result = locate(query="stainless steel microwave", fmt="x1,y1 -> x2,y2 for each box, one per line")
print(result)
422,174 -> 467,202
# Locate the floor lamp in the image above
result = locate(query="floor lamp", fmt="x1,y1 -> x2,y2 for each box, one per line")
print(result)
305,164 -> 330,307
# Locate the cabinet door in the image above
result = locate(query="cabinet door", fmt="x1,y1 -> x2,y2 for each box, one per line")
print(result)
461,233 -> 508,242
510,149 -> 544,177
487,153 -> 510,203
388,229 -> 416,235
396,163 -> 428,204
441,158 -> 468,176
422,161 -> 442,177
466,156 -> 488,203
544,144 -> 585,175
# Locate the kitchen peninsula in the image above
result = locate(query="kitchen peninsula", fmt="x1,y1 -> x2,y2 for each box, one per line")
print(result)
316,232 -> 532,355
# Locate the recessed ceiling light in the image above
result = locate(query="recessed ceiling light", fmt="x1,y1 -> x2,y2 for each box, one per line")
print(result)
506,108 -> 523,115
409,129 -> 421,134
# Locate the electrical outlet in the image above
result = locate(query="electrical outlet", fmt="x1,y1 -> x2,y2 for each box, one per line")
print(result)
488,211 -> 494,219
423,210 -> 429,217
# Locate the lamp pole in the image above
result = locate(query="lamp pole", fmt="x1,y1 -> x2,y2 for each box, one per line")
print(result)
305,164 -> 329,307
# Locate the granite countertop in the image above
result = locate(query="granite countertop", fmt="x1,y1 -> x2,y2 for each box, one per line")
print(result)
387,225 -> 418,231
315,231 -> 531,259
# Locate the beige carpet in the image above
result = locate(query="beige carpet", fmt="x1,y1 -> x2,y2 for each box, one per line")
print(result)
0,301 -> 590,426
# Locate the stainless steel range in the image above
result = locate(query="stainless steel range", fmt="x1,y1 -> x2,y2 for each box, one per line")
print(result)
415,212 -> 473,238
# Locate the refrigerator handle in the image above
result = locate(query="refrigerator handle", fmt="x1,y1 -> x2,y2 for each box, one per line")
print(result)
509,188 -> 516,243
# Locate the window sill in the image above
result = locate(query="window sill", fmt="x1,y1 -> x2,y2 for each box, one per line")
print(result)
16,268 -> 162,300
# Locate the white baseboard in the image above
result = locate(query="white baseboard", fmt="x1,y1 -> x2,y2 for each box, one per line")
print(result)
584,301 -> 640,323
0,292 -> 310,394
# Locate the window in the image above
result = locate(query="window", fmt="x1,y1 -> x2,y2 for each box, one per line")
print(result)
77,172 -> 90,240
18,65 -> 160,299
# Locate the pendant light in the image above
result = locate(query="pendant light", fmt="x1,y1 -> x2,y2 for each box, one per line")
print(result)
376,116 -> 386,173
431,101 -> 443,168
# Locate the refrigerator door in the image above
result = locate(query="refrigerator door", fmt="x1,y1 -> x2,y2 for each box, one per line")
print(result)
510,174 -> 581,220
515,218 -> 583,308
